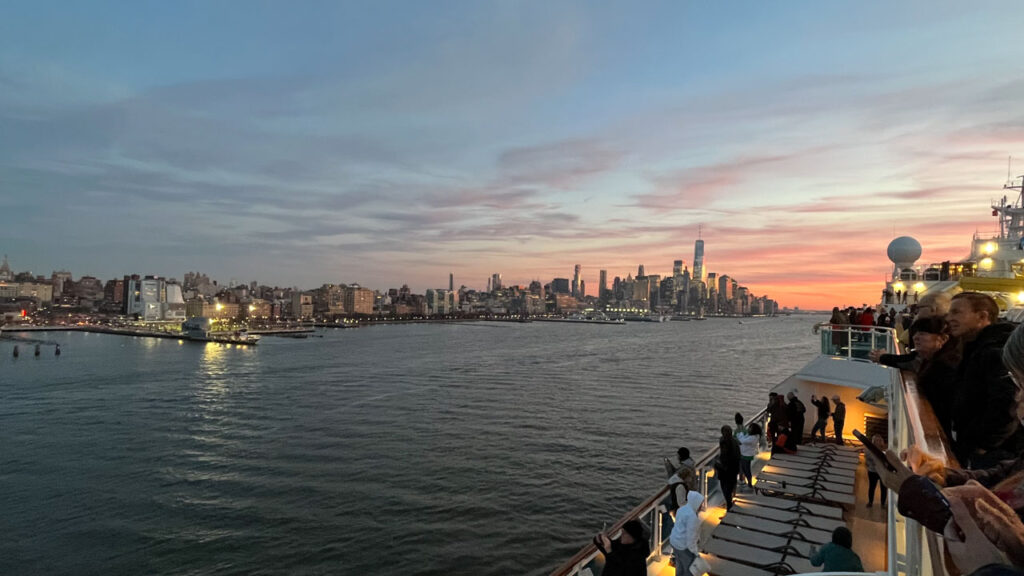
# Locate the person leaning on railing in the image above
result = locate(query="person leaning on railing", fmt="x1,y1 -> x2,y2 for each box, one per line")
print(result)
947,292 -> 1024,468
868,316 -> 961,438
862,320 -> 1024,575
592,519 -> 650,576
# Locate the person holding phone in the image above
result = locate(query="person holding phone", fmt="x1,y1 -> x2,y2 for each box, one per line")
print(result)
593,519 -> 649,576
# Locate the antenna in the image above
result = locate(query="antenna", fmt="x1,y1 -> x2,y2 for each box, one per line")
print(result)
698,224 -> 703,239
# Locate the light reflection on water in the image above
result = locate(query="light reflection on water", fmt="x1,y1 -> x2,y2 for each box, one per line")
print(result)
0,317 -> 824,575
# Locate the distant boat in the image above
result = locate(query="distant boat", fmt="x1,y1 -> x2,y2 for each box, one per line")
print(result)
558,312 -> 625,325
181,317 -> 260,345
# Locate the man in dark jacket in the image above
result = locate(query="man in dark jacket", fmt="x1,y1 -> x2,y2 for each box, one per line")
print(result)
786,391 -> 806,445
832,395 -> 846,445
948,292 -> 1024,468
715,426 -> 741,510
810,394 -> 831,442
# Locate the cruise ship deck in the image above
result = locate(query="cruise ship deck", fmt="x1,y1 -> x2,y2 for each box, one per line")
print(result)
646,439 -> 887,576
550,324 -> 953,576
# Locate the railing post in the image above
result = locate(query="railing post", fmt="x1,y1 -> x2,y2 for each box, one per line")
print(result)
654,509 -> 662,559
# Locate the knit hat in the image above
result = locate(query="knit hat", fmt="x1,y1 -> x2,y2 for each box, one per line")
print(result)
622,519 -> 648,542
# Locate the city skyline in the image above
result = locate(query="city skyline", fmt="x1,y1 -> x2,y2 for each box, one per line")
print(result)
3,3 -> 1024,309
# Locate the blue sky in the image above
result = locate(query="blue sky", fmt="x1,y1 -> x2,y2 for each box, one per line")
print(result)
2,1 -> 1023,307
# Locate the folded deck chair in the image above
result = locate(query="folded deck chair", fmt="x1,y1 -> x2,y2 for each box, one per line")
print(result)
760,464 -> 856,487
754,476 -> 856,505
712,522 -> 816,557
720,510 -> 834,543
734,492 -> 843,520
706,538 -> 816,574
730,500 -> 847,533
771,454 -> 859,473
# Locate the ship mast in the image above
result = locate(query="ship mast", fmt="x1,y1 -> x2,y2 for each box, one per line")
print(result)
997,156 -> 1024,241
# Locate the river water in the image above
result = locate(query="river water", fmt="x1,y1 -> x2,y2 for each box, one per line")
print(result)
0,316 -> 822,575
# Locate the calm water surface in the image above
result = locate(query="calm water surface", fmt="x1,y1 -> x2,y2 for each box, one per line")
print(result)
1,316 -> 823,575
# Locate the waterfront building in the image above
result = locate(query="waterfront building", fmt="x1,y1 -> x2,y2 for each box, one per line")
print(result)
104,278 -> 124,306
0,281 -> 53,305
659,277 -> 676,308
598,269 -> 607,301
646,274 -> 661,309
51,270 -> 72,297
491,273 -> 503,292
553,293 -> 577,312
571,264 -> 581,298
122,275 -> 181,321
291,292 -> 313,319
345,286 -> 375,315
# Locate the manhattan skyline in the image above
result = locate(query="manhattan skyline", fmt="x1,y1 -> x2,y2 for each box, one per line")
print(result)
3,2 -> 1024,309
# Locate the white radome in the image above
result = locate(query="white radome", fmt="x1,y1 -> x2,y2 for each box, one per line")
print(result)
887,236 -> 922,266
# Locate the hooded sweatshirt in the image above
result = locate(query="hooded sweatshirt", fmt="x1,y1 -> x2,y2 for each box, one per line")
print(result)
737,430 -> 759,458
669,490 -> 704,555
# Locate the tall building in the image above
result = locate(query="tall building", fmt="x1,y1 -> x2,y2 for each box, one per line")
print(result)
693,238 -> 705,283
673,260 -> 683,276
491,273 -> 503,292
449,273 -> 454,292
637,264 -> 645,278
551,278 -> 570,294
51,270 -> 72,297
599,269 -> 608,300
122,275 -> 184,321
571,264 -> 582,298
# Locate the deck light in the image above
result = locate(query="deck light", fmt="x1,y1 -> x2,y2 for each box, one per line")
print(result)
981,257 -> 994,270
893,282 -> 905,291
913,282 -> 925,291
984,242 -> 998,255
1017,292 -> 1024,304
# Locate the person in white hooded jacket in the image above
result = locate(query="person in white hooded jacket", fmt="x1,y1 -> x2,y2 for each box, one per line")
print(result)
669,490 -> 703,573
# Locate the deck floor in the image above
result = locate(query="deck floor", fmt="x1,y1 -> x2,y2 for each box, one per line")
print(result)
659,439 -> 887,575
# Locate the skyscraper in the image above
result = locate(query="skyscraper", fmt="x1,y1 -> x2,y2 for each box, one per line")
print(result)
572,264 -> 581,298
449,273 -> 453,292
693,238 -> 705,283
673,260 -> 683,276
599,269 -> 608,300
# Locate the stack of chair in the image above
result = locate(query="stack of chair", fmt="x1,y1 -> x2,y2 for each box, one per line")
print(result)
698,442 -> 861,575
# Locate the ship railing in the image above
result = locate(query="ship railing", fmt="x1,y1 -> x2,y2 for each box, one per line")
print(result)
813,323 -> 898,359
887,364 -> 960,576
547,407 -> 770,576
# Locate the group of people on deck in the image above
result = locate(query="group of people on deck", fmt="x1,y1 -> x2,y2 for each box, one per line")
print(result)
853,291 -> 1024,576
765,388 -> 846,454
592,290 -> 1024,576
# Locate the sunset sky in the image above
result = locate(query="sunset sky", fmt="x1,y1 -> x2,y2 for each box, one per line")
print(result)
2,2 -> 1023,309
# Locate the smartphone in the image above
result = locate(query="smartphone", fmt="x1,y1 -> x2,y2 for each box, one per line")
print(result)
852,429 -> 897,472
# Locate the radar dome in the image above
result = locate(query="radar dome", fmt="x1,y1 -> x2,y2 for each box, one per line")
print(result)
887,236 -> 922,267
